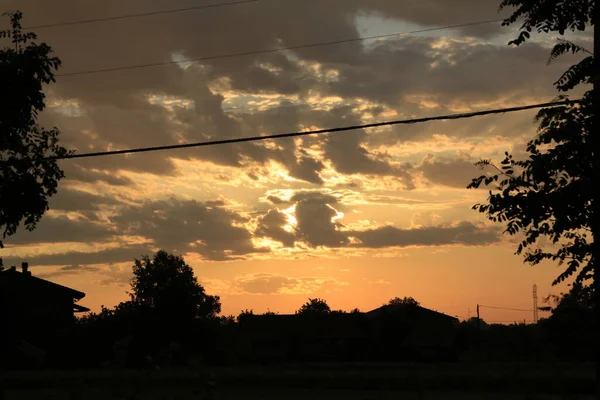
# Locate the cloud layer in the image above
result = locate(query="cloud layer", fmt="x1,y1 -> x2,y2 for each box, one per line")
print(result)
1,0 -> 581,298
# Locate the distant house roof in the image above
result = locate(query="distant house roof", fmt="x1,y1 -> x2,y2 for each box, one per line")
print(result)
73,303 -> 91,313
365,304 -> 459,323
0,267 -> 86,301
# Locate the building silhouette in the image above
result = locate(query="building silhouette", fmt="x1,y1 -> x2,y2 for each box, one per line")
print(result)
0,262 -> 89,368
237,304 -> 459,363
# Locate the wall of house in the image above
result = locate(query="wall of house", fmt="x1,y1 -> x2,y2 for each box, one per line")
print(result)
0,284 -> 75,342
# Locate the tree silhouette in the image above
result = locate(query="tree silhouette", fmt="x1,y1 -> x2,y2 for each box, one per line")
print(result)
469,2 -> 596,292
129,250 -> 221,322
0,11 -> 71,264
73,251 -> 222,367
469,1 -> 598,384
387,296 -> 420,307
296,298 -> 331,315
540,282 -> 594,314
237,309 -> 254,322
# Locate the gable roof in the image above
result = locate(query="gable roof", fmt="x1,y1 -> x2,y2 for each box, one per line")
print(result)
0,268 -> 86,300
365,304 -> 459,323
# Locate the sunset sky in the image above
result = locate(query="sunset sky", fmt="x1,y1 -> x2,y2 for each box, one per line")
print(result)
1,0 -> 592,322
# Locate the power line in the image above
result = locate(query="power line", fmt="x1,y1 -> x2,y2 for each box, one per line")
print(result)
38,99 -> 578,162
23,0 -> 260,30
479,305 -> 536,312
486,320 -> 533,323
55,19 -> 504,78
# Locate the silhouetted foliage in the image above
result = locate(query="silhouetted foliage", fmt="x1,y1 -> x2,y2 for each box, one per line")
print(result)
387,296 -> 420,307
469,1 -> 596,291
129,250 -> 221,321
0,11 -> 71,264
67,251 -> 224,368
295,298 -> 331,315
499,0 -> 593,46
537,282 -> 594,360
237,309 -> 254,322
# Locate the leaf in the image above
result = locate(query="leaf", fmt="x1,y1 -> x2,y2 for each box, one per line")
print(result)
547,39 -> 592,65
553,56 -> 593,92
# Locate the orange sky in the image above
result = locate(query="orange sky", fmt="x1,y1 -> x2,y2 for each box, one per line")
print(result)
2,0 -> 590,323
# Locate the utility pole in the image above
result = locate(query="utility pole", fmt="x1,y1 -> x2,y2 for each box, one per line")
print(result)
476,304 -> 480,330
533,284 -> 538,323
593,2 -> 600,395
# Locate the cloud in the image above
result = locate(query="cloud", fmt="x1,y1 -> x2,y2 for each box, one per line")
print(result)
261,188 -> 499,250
254,209 -> 296,247
20,244 -> 154,267
62,164 -> 133,186
348,221 -> 500,248
34,264 -> 103,279
5,214 -> 114,245
2,0 -> 568,187
2,0 -> 568,275
46,187 -> 122,213
294,195 -> 349,248
235,273 -> 349,295
110,198 -> 262,260
418,154 -> 492,189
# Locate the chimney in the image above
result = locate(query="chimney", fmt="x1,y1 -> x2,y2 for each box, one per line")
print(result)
22,262 -> 31,276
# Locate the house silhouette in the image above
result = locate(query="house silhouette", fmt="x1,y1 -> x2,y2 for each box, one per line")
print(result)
0,262 -> 89,367
237,304 -> 459,362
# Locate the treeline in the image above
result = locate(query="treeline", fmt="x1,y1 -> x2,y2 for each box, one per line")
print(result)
14,251 -> 597,369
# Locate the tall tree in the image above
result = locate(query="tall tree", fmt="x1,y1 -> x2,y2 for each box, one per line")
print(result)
468,0 -> 598,383
0,11 -> 71,264
129,250 -> 221,322
469,2 -> 596,301
296,298 -> 331,315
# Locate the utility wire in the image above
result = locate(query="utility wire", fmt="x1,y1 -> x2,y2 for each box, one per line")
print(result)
486,320 -> 532,323
23,0 -> 260,30
479,305 -> 538,312
55,19 -> 504,78
37,99 -> 578,162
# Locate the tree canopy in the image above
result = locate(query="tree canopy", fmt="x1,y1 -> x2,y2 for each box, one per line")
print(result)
387,297 -> 420,307
0,11 -> 71,260
499,0 -> 594,46
469,1 -> 597,289
296,298 -> 331,315
129,250 -> 221,322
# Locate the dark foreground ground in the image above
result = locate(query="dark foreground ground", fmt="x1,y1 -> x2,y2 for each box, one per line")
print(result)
0,362 -> 595,399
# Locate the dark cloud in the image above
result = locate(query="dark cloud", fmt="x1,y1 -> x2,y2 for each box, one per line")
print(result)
62,164 -> 134,186
1,0 -> 565,183
293,194 -> 348,248
254,209 -> 296,247
259,188 -> 501,250
110,198 -> 262,261
13,244 -> 153,267
2,0 -> 570,271
418,154 -> 492,189
35,264 -> 102,279
5,214 -> 114,246
47,187 -> 122,213
349,221 -> 500,248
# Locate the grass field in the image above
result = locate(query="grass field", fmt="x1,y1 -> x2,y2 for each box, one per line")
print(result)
3,388 -> 597,400
1,362 -> 595,399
